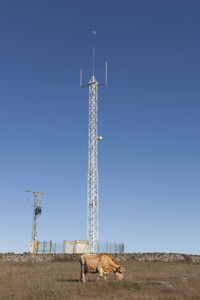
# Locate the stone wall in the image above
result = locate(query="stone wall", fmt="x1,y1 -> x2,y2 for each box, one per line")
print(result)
114,253 -> 200,263
0,253 -> 79,263
0,252 -> 200,264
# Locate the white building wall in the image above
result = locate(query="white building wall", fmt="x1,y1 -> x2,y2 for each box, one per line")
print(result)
64,240 -> 90,254
29,240 -> 40,254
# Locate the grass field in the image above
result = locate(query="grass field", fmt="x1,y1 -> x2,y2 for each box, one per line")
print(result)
0,258 -> 200,300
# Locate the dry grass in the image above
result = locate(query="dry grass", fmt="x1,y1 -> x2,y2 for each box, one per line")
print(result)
0,259 -> 200,300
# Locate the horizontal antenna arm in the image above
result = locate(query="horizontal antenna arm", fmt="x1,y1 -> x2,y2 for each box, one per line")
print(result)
80,68 -> 90,88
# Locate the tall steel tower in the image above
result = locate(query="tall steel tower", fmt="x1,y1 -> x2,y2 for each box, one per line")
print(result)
26,190 -> 43,241
80,46 -> 107,253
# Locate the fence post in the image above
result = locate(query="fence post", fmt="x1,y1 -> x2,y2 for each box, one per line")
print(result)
43,240 -> 45,254
50,240 -> 52,254
63,241 -> 65,254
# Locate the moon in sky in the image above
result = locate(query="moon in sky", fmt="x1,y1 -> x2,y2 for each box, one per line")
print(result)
92,30 -> 96,35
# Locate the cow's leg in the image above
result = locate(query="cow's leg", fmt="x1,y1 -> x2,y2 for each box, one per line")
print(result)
103,274 -> 107,281
80,263 -> 83,282
81,265 -> 87,283
97,267 -> 103,281
80,267 -> 84,282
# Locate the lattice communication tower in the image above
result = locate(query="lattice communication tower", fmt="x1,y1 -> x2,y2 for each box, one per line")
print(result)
26,190 -> 44,241
80,46 -> 107,253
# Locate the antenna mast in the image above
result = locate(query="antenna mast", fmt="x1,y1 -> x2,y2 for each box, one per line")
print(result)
26,190 -> 43,241
80,43 -> 107,253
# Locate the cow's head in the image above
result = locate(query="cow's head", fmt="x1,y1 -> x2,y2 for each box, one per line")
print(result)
115,265 -> 125,280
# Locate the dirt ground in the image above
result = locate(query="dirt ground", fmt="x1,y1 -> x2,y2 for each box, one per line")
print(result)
0,258 -> 200,300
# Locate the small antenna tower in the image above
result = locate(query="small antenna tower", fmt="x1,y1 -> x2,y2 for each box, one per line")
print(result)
26,190 -> 44,241
80,38 -> 107,253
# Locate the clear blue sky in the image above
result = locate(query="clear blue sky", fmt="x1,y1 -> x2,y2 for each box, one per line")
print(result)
0,0 -> 200,254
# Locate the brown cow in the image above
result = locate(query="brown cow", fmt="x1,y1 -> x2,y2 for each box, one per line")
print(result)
80,253 -> 125,282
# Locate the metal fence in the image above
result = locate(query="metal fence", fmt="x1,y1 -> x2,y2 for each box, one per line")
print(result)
98,242 -> 124,254
38,241 -> 124,254
52,241 -> 65,254
38,241 -> 53,254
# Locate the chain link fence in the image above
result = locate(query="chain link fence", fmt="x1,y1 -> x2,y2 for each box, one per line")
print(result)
38,240 -> 124,254
98,242 -> 124,253
38,241 -> 53,254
